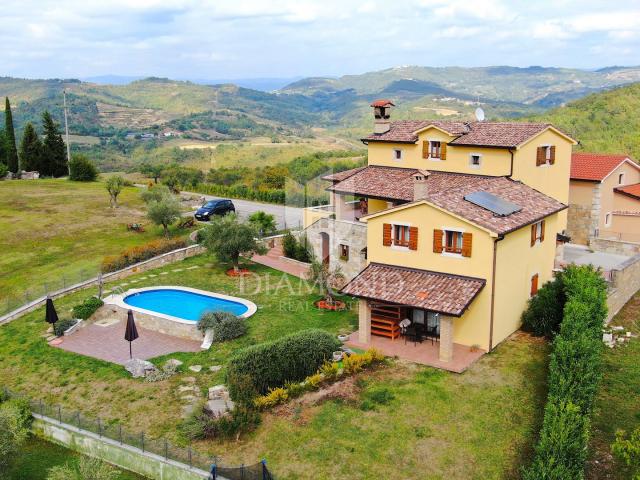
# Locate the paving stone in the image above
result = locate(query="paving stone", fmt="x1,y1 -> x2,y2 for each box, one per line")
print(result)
178,385 -> 198,393
164,359 -> 183,369
172,268 -> 184,272
181,404 -> 196,417
160,272 -> 169,276
130,279 -> 139,283
148,274 -> 157,278
188,365 -> 202,373
204,398 -> 235,416
209,365 -> 222,373
182,376 -> 197,383
186,266 -> 200,270
181,395 -> 197,403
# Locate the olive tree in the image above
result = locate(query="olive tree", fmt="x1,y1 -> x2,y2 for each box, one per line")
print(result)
105,175 -> 126,208
307,260 -> 345,305
142,185 -> 181,236
200,214 -> 267,272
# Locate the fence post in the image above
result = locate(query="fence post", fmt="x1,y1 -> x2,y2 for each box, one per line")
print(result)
76,411 -> 81,429
164,439 -> 168,460
188,447 -> 192,468
262,459 -> 268,480
241,463 -> 245,480
141,432 -> 145,453
210,464 -> 216,480
58,405 -> 62,424
39,399 -> 44,416
97,417 -> 102,437
119,425 -> 123,444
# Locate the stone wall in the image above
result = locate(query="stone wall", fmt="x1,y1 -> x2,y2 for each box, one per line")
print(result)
303,218 -> 367,280
32,415 -> 211,480
591,237 -> 640,256
566,204 -> 592,245
607,253 -> 640,322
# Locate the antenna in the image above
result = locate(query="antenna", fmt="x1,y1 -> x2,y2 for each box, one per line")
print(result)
63,89 -> 71,175
475,107 -> 485,122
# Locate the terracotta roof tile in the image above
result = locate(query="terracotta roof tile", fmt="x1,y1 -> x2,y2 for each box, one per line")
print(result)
571,153 -> 635,181
362,120 -> 566,147
328,166 -> 566,235
615,183 -> 640,200
371,99 -> 395,107
341,263 -> 485,316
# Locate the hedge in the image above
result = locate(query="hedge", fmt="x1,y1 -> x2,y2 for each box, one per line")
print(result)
523,265 -> 607,479
226,329 -> 340,400
72,296 -> 104,320
101,238 -> 187,272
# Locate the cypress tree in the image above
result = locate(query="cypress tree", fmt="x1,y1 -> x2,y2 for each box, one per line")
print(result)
4,97 -> 19,174
19,122 -> 43,172
41,111 -> 67,177
0,129 -> 6,166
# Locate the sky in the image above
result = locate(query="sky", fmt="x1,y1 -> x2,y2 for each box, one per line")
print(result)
1,0 -> 640,80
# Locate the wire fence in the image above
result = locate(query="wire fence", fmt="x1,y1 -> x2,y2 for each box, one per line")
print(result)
3,387 -> 274,480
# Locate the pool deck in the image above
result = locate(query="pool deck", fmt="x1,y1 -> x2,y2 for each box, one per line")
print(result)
52,319 -> 201,365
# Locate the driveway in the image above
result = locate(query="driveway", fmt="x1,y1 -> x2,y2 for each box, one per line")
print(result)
182,191 -> 304,231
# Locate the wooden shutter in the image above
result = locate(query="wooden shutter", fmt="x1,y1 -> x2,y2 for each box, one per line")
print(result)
530,274 -> 539,297
422,141 -> 429,159
530,224 -> 537,246
540,220 -> 545,242
433,229 -> 443,253
440,143 -> 447,160
409,227 -> 418,250
549,146 -> 556,165
536,147 -> 545,166
462,232 -> 473,257
383,223 -> 392,246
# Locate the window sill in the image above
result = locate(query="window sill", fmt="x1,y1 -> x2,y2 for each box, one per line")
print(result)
391,245 -> 410,251
441,251 -> 463,258
429,157 -> 442,161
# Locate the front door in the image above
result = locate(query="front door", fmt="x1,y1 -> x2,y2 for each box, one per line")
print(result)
320,232 -> 330,265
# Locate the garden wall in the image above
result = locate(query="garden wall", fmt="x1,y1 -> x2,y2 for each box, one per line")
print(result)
0,245 -> 205,325
590,237 -> 640,256
607,253 -> 640,322
32,415 -> 213,480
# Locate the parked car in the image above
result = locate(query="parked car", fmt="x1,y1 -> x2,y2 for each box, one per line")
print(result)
194,199 -> 235,221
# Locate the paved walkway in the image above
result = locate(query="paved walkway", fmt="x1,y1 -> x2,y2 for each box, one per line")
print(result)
251,245 -> 310,279
52,319 -> 201,365
346,331 -> 485,373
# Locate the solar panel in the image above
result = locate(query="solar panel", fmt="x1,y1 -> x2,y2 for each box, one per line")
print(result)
464,191 -> 522,217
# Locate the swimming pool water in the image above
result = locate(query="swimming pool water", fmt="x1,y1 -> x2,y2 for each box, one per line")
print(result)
123,289 -> 249,321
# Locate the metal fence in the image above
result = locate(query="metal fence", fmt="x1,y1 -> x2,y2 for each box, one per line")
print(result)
3,387 -> 274,480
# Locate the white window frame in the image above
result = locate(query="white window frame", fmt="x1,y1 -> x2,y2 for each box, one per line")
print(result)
539,144 -> 552,167
533,220 -> 544,245
604,212 -> 612,227
618,172 -> 625,185
392,149 -> 403,161
428,139 -> 442,161
391,222 -> 411,250
441,226 -> 465,258
469,153 -> 482,169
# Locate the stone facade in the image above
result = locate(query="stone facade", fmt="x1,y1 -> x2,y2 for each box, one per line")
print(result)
358,299 -> 371,344
566,204 -> 593,245
303,217 -> 367,280
607,253 -> 640,321
590,237 -> 640,256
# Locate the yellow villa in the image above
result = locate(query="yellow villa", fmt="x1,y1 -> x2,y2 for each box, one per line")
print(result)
303,100 -> 578,370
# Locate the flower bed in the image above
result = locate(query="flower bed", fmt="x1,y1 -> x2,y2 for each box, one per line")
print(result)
315,299 -> 347,311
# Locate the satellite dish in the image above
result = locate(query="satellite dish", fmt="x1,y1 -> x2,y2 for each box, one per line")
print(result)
475,107 -> 485,122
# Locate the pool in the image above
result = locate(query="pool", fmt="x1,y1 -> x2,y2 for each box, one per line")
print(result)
108,286 -> 257,325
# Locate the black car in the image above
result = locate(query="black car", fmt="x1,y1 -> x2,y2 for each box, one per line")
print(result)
194,199 -> 235,221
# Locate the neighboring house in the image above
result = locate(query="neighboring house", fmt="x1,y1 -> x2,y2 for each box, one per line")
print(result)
567,153 -> 640,244
302,100 -> 577,367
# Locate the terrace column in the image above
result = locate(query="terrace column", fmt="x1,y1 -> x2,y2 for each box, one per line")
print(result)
439,316 -> 454,362
335,193 -> 349,222
358,299 -> 371,344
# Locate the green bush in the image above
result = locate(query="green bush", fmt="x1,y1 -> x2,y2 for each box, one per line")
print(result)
0,163 -> 8,179
54,318 -> 78,336
612,427 -> 640,479
521,272 -> 566,337
72,296 -> 104,320
226,329 -> 340,400
68,154 -> 98,181
180,405 -> 260,441
197,311 -> 247,342
0,399 -> 32,472
282,232 -> 297,259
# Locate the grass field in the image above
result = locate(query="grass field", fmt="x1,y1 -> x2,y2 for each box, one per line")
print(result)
588,290 -> 640,479
0,250 -> 549,479
0,179 -> 189,307
6,436 -> 144,479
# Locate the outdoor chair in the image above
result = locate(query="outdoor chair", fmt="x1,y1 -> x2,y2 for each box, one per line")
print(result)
425,325 -> 440,345
403,323 -> 424,346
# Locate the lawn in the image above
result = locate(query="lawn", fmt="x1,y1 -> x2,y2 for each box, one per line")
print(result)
6,436 -> 144,479
0,179 -> 190,309
588,290 -> 640,479
0,250 -> 549,479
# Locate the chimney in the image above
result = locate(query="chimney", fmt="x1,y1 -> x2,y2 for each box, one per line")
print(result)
371,99 -> 395,134
413,170 -> 430,200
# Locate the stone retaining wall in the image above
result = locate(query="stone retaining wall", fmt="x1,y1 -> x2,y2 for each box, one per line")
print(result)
590,237 -> 640,256
32,415 -> 212,480
607,253 -> 640,322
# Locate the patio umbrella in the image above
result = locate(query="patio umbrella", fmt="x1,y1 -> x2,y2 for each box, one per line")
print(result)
45,297 -> 59,326
124,310 -> 139,359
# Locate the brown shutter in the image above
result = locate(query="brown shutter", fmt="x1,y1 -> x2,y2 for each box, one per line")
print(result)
422,141 -> 429,159
540,220 -> 545,242
536,147 -> 545,166
549,146 -> 556,165
440,142 -> 447,160
462,232 -> 473,257
433,229 -> 443,253
531,224 -> 537,246
530,274 -> 539,297
383,223 -> 392,246
409,227 -> 418,250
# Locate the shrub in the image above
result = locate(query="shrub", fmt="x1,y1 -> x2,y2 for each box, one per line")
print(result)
319,361 -> 339,381
72,296 -> 104,320
248,211 -> 276,236
226,329 -> 340,400
282,232 -> 297,259
68,154 -> 98,181
343,353 -> 366,374
0,163 -> 8,179
180,405 -> 261,441
0,399 -> 31,472
254,387 -> 288,410
197,311 -> 246,342
521,272 -> 566,337
47,456 -> 119,480
101,238 -> 187,272
612,427 -> 640,479
54,318 -> 77,336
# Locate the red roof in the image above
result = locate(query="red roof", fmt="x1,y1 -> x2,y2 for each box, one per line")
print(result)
370,99 -> 395,107
570,153 -> 634,181
615,183 -> 640,200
